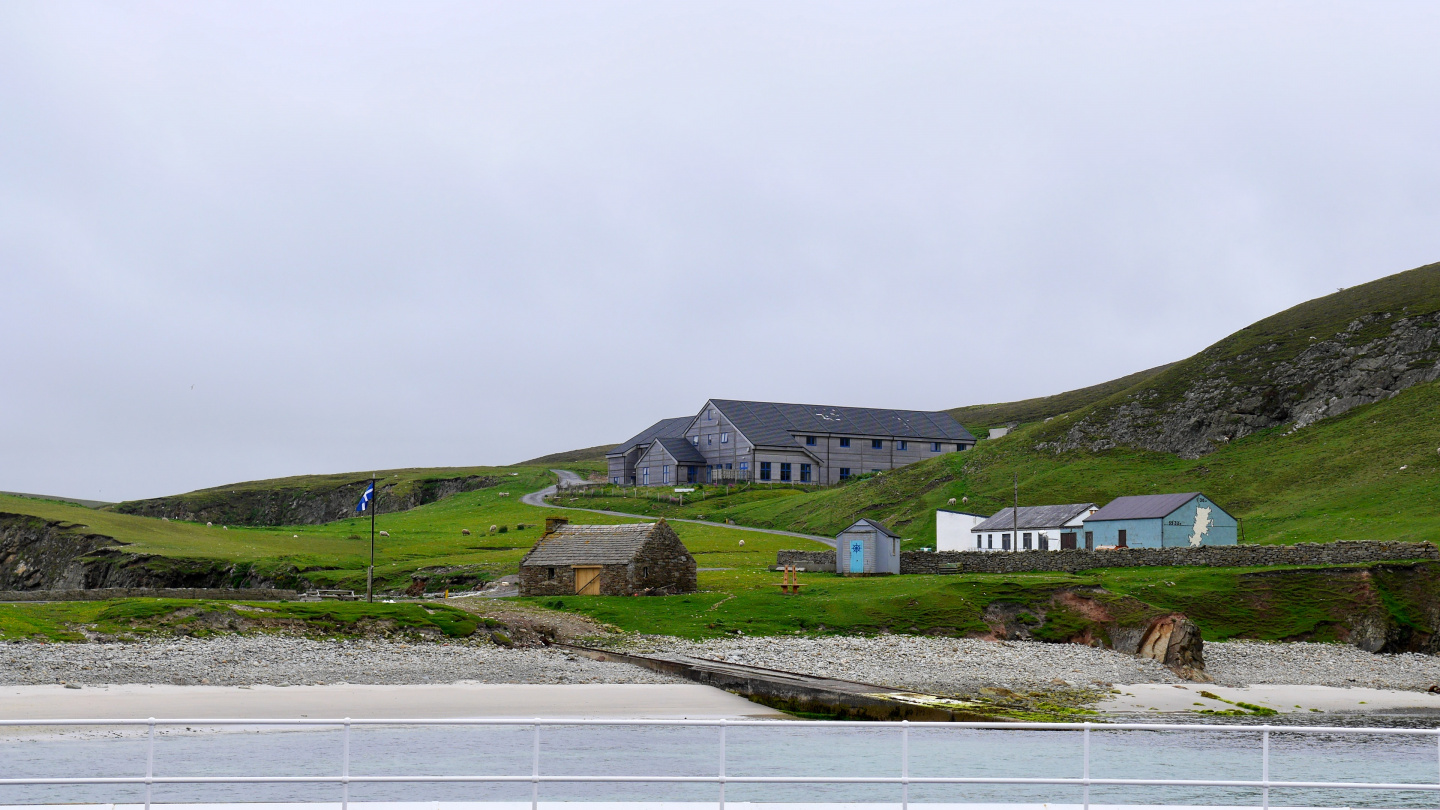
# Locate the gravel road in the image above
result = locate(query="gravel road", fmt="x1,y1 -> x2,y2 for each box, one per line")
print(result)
632,636 -> 1440,693
0,636 -> 684,687
4,634 -> 1437,694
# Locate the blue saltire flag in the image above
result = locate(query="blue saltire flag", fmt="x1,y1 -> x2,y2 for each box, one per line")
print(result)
356,481 -> 375,513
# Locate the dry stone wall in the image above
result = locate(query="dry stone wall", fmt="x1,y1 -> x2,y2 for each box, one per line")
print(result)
777,540 -> 1437,575
0,587 -> 298,602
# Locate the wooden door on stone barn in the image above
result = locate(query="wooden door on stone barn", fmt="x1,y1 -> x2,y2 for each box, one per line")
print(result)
573,565 -> 602,595
1060,532 -> 1077,550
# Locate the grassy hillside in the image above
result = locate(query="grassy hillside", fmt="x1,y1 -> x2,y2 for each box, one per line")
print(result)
519,445 -> 616,465
566,376 -> 1440,546
947,363 -> 1175,434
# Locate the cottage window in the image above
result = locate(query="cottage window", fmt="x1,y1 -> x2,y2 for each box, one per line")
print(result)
800,463 -> 812,482
932,442 -> 942,452
642,566 -> 649,579
760,462 -> 772,481
721,432 -> 729,443
871,439 -> 883,449
780,463 -> 792,481
805,436 -> 816,446
976,535 -> 982,549
1023,532 -> 1032,550
956,443 -> 966,451
1002,533 -> 1011,550
839,467 -> 851,479
839,438 -> 851,448
897,440 -> 908,450
987,534 -> 993,549
547,568 -> 555,580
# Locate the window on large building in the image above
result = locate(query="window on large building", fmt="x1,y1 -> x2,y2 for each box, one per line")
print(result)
642,467 -> 649,485
839,467 -> 851,479
897,440 -> 908,450
725,462 -> 732,470
721,432 -> 729,443
779,463 -> 792,481
739,461 -> 749,471
692,436 -> 699,445
663,465 -> 671,484
805,435 -> 816,446
839,438 -> 851,447
760,462 -> 772,481
800,463 -> 812,482
871,439 -> 883,449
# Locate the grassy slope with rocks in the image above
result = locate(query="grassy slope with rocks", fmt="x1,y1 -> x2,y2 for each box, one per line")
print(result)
946,363 -> 1175,435
519,445 -> 616,465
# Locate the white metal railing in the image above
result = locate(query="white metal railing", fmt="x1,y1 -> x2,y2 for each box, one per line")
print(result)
1,718 -> 1437,810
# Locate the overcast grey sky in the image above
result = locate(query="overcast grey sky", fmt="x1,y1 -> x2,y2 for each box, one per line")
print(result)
3,2 -> 1439,501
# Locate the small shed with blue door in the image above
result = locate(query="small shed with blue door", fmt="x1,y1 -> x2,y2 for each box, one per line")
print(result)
1083,492 -> 1238,548
835,518 -> 901,575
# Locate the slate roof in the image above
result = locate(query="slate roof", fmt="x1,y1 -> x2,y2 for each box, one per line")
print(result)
608,416 -> 693,456
653,437 -> 708,465
844,518 -> 900,539
709,400 -> 975,448
520,523 -> 661,566
1087,493 -> 1202,522
972,503 -> 1097,532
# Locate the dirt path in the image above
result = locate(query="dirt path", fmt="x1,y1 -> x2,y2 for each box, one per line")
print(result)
522,469 -> 835,548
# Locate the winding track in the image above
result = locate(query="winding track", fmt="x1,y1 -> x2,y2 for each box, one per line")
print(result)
521,469 -> 836,548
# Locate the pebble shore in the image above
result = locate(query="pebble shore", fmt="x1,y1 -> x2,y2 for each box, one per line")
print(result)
0,636 -> 685,687
636,636 -> 1440,692
3,635 -> 1437,693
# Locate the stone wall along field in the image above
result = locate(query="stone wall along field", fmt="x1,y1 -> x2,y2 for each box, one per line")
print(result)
0,587 -> 299,602
776,540 -> 1438,575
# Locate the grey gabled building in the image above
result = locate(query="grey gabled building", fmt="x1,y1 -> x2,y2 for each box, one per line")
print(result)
607,399 -> 976,487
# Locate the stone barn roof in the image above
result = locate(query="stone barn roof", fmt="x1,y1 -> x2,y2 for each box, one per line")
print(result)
520,522 -> 663,566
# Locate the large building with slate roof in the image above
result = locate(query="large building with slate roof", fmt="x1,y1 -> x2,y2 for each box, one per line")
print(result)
969,503 -> 1098,551
517,517 -> 697,596
607,400 -> 976,487
1083,493 -> 1237,549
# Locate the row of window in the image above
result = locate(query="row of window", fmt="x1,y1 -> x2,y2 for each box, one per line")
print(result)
692,431 -> 967,453
975,530 -> 1123,550
758,462 -> 812,482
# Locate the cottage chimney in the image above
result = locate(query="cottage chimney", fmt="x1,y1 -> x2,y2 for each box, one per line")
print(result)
544,516 -> 569,535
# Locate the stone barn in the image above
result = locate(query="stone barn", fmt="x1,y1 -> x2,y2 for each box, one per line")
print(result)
517,517 -> 698,596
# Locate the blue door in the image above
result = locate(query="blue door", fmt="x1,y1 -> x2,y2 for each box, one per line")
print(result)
849,539 -> 865,573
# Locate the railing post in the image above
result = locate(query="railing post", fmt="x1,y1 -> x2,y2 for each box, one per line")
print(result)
1082,722 -> 1091,810
1261,726 -> 1271,810
341,719 -> 351,810
531,721 -> 541,810
900,720 -> 910,810
144,717 -> 155,810
718,719 -> 727,810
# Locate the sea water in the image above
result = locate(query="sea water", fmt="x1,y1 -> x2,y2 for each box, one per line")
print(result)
1,714 -> 1436,808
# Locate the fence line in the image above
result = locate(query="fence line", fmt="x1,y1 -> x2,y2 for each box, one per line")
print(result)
1,718 -> 1437,810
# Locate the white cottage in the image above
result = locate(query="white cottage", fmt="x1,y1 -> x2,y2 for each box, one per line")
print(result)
936,509 -> 989,551
970,503 -> 1098,551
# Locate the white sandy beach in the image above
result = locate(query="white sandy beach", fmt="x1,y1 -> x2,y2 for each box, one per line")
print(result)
0,683 -> 785,721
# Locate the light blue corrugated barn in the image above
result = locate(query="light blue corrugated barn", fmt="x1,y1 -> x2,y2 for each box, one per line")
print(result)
1082,492 -> 1237,548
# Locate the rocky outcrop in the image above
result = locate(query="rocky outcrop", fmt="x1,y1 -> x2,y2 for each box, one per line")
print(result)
113,475 -> 499,526
0,513 -> 126,590
1041,312 -> 1440,459
978,586 -> 1208,680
